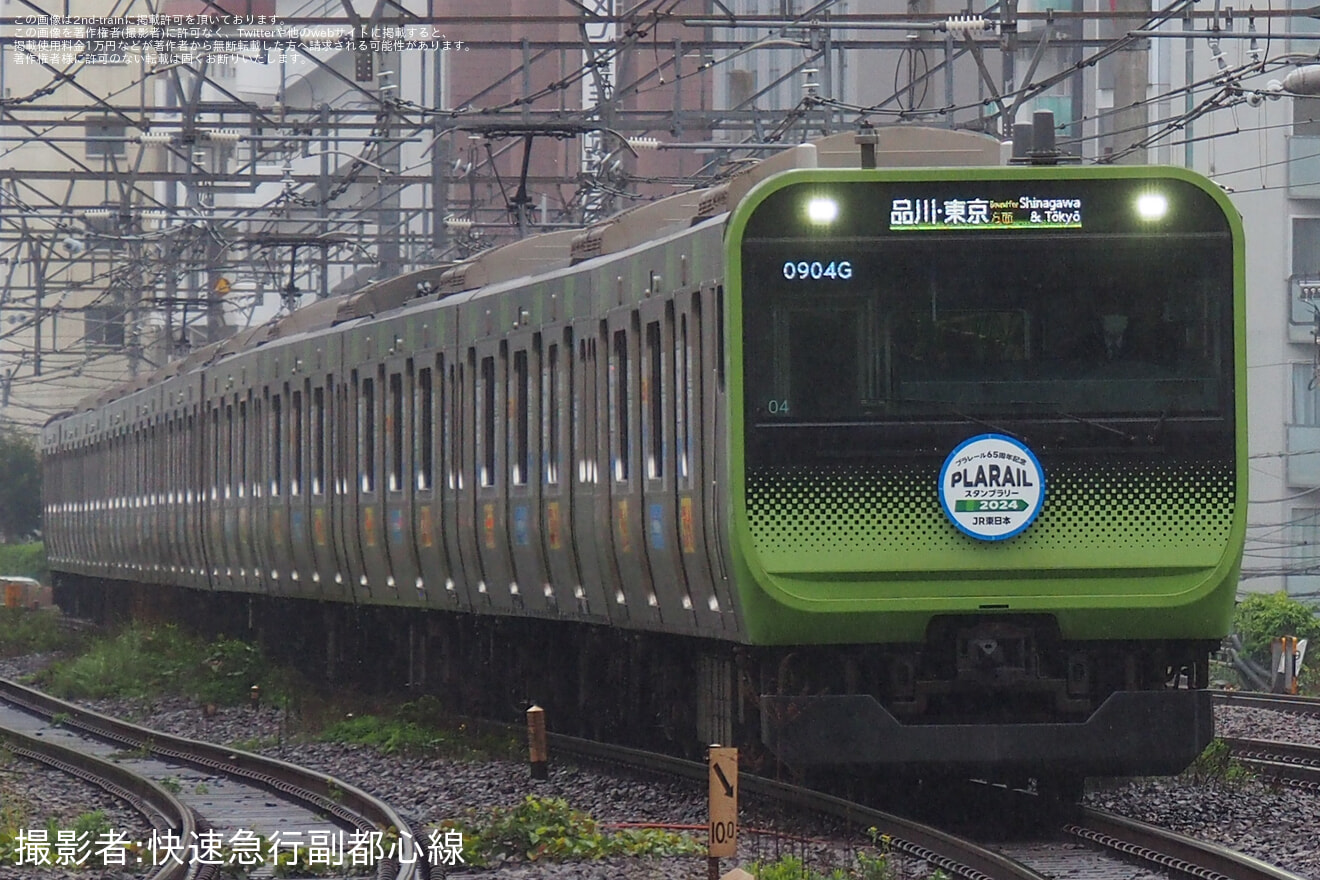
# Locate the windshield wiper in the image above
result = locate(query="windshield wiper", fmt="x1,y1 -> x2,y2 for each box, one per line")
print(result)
1055,411 -> 1137,443
893,398 -> 1027,443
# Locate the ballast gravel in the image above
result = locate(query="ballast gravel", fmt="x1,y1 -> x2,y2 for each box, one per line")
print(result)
2,650 -> 1318,879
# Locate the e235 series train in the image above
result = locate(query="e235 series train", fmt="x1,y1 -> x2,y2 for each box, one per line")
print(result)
42,134 -> 1246,783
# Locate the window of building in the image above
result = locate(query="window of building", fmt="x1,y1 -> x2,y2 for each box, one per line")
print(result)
84,306 -> 125,348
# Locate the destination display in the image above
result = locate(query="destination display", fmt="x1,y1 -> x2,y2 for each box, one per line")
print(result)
890,194 -> 1083,231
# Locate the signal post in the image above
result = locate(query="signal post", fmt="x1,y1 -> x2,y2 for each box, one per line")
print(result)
708,746 -> 738,879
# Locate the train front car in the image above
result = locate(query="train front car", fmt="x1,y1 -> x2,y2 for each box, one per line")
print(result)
728,167 -> 1245,780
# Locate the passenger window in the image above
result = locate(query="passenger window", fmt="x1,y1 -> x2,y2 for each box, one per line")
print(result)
417,367 -> 433,491
480,355 -> 496,487
513,350 -> 529,485
238,400 -> 247,498
646,320 -> 663,480
312,386 -> 325,496
544,343 -> 559,485
389,372 -> 404,492
360,377 -> 375,493
270,393 -> 282,497
611,329 -> 629,482
292,389 -> 304,496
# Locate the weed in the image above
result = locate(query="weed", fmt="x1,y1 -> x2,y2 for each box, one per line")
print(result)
70,810 -> 110,842
1186,738 -> 1254,787
194,783 -> 210,795
749,855 -> 854,880
158,776 -> 181,794
36,623 -> 286,706
0,607 -> 78,657
318,711 -> 518,760
435,795 -> 703,867
319,715 -> 441,755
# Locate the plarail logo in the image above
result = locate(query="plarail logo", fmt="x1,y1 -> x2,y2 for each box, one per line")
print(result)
938,433 -> 1046,541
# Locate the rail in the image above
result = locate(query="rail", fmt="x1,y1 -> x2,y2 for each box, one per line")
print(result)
0,724 -> 196,880
0,677 -> 423,880
1070,808 -> 1308,880
537,728 -> 1049,880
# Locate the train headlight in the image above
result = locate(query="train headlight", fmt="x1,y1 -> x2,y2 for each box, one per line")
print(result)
806,196 -> 839,224
1136,192 -> 1168,221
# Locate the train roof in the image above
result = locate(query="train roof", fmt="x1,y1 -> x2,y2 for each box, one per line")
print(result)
63,125 -> 1003,414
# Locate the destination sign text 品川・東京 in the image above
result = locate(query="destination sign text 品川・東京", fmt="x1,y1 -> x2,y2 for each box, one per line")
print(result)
890,195 -> 1083,231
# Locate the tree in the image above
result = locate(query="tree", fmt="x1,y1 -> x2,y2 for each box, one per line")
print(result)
0,428 -> 41,541
1233,591 -> 1320,664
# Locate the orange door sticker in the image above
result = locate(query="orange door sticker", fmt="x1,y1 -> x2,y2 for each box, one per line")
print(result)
484,503 -> 496,549
617,499 -> 631,554
419,505 -> 434,548
364,506 -> 377,547
680,497 -> 696,554
547,501 -> 562,550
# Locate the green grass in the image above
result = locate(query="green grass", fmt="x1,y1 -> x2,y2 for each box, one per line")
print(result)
1184,738 -> 1255,787
318,699 -> 520,759
0,607 -> 78,658
0,806 -> 113,870
0,542 -> 47,583
36,623 -> 282,705
434,795 -> 704,867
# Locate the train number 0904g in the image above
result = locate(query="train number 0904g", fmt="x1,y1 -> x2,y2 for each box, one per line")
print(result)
781,260 -> 853,280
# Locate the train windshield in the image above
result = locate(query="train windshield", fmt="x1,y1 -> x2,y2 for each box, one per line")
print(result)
739,175 -> 1236,460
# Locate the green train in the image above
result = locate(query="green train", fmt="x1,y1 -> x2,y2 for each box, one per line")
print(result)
43,130 -> 1245,782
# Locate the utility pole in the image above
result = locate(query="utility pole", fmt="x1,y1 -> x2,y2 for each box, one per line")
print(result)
1112,0 -> 1151,163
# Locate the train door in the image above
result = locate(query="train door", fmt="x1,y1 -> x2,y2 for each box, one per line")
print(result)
183,406 -> 203,590
250,393 -> 273,593
201,405 -> 219,589
127,426 -> 140,572
671,294 -> 721,630
383,356 -> 419,604
473,340 -> 516,613
569,323 -> 612,621
161,416 -> 176,581
699,286 -> 736,628
639,298 -> 697,629
412,355 -> 453,605
539,328 -> 584,616
219,397 -> 241,592
506,332 -> 551,615
236,392 -> 258,592
332,374 -> 364,601
347,365 -> 385,602
442,351 -> 481,610
308,378 -> 337,598
604,309 -> 657,625
265,385 -> 293,595
143,420 -> 160,582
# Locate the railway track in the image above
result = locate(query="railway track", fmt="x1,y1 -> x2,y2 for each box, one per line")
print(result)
1212,691 -> 1320,715
1222,737 -> 1320,790
2,663 -> 1310,880
0,676 -> 424,879
0,724 -> 195,880
1065,808 -> 1306,880
536,728 -> 1309,880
